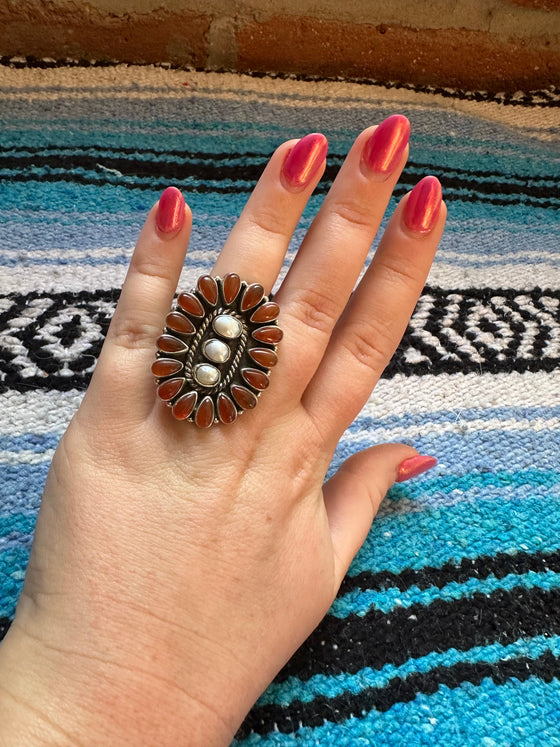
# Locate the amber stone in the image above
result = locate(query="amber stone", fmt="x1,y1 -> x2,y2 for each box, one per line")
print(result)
166,311 -> 195,335
195,396 -> 215,428
231,384 -> 257,410
157,334 -> 187,353
250,302 -> 279,323
242,368 -> 270,390
222,273 -> 241,304
252,326 -> 283,344
248,347 -> 277,368
151,358 -> 183,377
157,377 -> 184,401
241,283 -> 264,311
172,391 -> 197,420
177,292 -> 204,317
217,393 -> 237,424
197,275 -> 218,305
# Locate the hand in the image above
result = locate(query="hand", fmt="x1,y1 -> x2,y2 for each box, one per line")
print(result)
0,116 -> 445,746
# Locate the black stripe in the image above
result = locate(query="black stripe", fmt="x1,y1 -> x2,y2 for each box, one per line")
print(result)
0,617 -> 10,641
278,586 -> 560,682
1,56 -> 558,108
1,155 -> 558,207
338,548 -> 560,596
238,649 -> 560,738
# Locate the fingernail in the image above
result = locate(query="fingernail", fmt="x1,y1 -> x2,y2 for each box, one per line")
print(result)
156,186 -> 186,234
361,115 -> 410,178
402,176 -> 442,234
396,455 -> 438,482
281,133 -> 328,191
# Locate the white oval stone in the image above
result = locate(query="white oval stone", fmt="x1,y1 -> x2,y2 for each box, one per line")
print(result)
213,314 -> 242,339
203,338 -> 231,363
193,363 -> 220,387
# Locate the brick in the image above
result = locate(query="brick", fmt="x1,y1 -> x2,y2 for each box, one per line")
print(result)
237,15 -> 560,92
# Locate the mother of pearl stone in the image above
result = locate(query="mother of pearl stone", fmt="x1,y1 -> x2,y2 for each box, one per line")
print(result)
203,338 -> 231,363
193,363 -> 221,387
213,314 -> 243,339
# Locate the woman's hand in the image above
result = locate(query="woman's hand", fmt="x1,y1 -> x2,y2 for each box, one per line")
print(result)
0,116 -> 445,747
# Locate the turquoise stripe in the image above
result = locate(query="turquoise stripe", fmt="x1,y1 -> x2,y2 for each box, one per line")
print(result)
234,676 -> 560,745
257,633 -> 560,707
331,569 -> 560,617
348,494 -> 560,577
0,544 -> 29,618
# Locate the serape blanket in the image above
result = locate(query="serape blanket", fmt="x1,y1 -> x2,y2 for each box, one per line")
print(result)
0,63 -> 559,746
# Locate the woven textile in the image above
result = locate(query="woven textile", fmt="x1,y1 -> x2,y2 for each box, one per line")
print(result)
1,64 -> 559,745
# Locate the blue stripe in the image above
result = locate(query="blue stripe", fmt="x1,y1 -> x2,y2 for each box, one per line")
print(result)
257,633 -> 560,707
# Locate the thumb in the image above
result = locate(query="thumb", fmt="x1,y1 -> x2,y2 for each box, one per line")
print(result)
323,444 -> 437,587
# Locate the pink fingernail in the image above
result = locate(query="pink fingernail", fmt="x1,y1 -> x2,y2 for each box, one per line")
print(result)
402,176 -> 442,234
396,455 -> 438,482
281,133 -> 328,191
361,115 -> 410,178
156,187 -> 186,234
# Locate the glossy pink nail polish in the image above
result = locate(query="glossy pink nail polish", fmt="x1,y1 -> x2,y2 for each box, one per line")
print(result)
403,175 -> 442,234
362,115 -> 410,177
281,133 -> 328,191
156,186 -> 186,234
396,455 -> 438,482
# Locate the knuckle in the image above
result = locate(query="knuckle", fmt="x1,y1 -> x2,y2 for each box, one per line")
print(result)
244,204 -> 290,241
108,315 -> 161,351
341,321 -> 391,374
379,257 -> 422,291
130,254 -> 175,284
330,197 -> 373,232
290,285 -> 340,336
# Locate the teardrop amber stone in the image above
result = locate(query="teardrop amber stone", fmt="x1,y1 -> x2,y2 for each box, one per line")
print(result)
242,368 -> 270,390
217,393 -> 237,424
241,283 -> 264,311
222,273 -> 241,304
198,275 -> 218,305
250,302 -> 279,323
248,348 -> 277,368
166,311 -> 195,335
177,292 -> 204,317
252,326 -> 283,344
157,377 -> 184,401
231,384 -> 257,410
152,358 -> 183,377
195,396 -> 215,428
172,391 -> 197,420
157,334 -> 187,353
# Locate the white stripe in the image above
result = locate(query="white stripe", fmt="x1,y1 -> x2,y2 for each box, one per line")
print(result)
0,390 -> 84,436
0,448 -> 55,465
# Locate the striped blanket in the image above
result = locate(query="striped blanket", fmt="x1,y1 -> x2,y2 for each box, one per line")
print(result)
1,64 -> 559,745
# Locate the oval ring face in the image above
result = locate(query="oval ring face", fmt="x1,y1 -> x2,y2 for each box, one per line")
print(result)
153,274 -> 283,427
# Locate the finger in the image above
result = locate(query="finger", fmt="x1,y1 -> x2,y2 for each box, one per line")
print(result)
276,115 -> 411,395
323,445 -> 438,587
303,177 -> 446,439
212,134 -> 328,291
87,187 -> 192,418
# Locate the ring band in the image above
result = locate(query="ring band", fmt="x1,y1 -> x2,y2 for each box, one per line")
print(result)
152,274 -> 282,427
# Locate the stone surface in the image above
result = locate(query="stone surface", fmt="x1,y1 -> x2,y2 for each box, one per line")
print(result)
166,311 -> 195,335
242,368 -> 270,390
241,283 -> 265,311
198,274 -> 218,305
252,326 -> 283,344
194,363 -> 221,387
217,392 -> 237,424
251,302 -> 279,323
157,377 -> 184,401
213,314 -> 243,339
172,391 -> 197,419
178,292 -> 204,317
195,395 -> 215,427
248,347 -> 277,368
203,338 -> 231,363
157,334 -> 187,353
231,384 -> 257,410
222,273 -> 241,304
152,358 -> 183,377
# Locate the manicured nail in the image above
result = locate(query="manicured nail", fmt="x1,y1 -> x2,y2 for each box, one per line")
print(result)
361,114 -> 410,178
396,455 -> 438,482
402,175 -> 442,234
156,186 -> 186,234
281,133 -> 328,191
